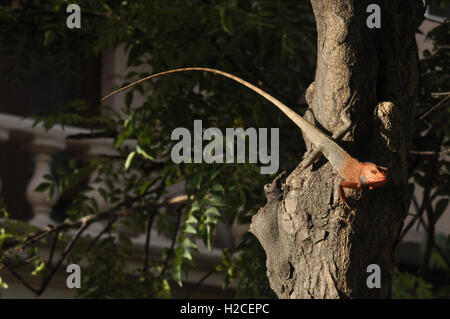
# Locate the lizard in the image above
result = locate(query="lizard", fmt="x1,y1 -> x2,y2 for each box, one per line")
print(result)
101,67 -> 388,208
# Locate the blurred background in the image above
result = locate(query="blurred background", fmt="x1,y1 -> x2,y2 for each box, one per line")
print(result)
0,0 -> 449,298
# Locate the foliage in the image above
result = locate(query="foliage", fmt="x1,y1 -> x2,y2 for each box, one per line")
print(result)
398,18 -> 450,297
0,0 -> 316,298
392,268 -> 433,299
389,15 -> 450,298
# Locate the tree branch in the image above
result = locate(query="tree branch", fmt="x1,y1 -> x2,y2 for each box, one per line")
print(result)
36,221 -> 90,296
158,206 -> 183,279
184,266 -> 217,299
419,95 -> 450,120
2,195 -> 188,253
409,149 -> 450,156
1,257 -> 39,295
87,217 -> 119,251
143,212 -> 156,281
40,230 -> 60,288
399,138 -> 441,241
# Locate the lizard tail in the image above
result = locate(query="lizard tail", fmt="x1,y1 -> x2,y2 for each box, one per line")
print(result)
101,68 -> 298,124
102,67 -> 351,174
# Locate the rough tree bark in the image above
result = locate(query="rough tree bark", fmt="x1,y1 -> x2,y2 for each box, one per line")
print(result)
250,0 -> 423,298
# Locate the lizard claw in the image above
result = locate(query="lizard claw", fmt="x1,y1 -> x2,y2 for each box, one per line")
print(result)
338,182 -> 351,210
344,91 -> 357,112
340,198 -> 351,210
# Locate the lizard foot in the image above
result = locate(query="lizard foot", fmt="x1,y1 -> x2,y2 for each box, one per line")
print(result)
299,148 -> 322,171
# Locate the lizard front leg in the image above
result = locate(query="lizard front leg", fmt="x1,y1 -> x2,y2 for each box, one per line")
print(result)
299,95 -> 354,170
338,180 -> 360,209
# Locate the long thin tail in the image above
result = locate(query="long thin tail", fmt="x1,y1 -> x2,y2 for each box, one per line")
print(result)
103,67 -> 344,153
101,67 -> 308,129
101,67 -> 351,171
101,67 -> 355,179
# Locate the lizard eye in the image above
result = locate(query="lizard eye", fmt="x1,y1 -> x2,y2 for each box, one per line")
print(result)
371,170 -> 377,174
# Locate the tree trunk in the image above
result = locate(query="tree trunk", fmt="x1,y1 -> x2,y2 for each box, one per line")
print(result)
250,0 -> 423,298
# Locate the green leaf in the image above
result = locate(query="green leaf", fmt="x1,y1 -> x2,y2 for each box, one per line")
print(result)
32,262 -> 46,276
188,201 -> 201,214
207,194 -> 228,207
44,30 -> 55,46
209,170 -> 221,181
0,232 -> 13,248
181,249 -> 192,260
140,179 -> 154,195
204,224 -> 212,251
172,264 -> 182,287
125,151 -> 136,170
182,237 -> 197,249
185,215 -> 198,224
205,206 -> 221,224
219,6 -> 234,36
156,279 -> 171,298
124,114 -> 133,129
205,206 -> 221,217
184,224 -> 197,234
211,183 -> 225,192
136,144 -> 154,160
0,276 -> 8,289
35,182 -> 51,192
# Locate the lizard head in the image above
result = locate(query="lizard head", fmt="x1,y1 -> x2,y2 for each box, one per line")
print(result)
360,163 -> 388,189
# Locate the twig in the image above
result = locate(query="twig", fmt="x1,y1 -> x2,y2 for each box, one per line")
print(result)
3,195 -> 188,253
431,92 -> 450,97
419,95 -> 450,120
159,207 -> 184,279
143,172 -> 170,280
2,257 -> 39,295
184,266 -> 217,299
88,217 -> 119,251
143,212 -> 156,281
409,149 -> 450,156
421,201 -> 435,276
399,139 -> 441,241
412,213 -> 450,271
23,255 -> 40,265
2,193 -> 187,296
37,222 -> 90,296
40,230 -> 60,288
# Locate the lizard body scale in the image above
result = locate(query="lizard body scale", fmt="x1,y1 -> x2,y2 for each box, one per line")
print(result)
102,67 -> 388,207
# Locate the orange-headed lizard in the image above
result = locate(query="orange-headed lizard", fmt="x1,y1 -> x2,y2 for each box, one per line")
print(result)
102,67 -> 388,208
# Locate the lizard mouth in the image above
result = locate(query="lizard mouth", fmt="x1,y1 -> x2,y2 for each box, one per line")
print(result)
368,178 -> 387,189
377,166 -> 388,173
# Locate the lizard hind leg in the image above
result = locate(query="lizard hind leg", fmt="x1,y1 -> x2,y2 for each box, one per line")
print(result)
299,148 -> 323,170
298,93 -> 355,172
299,108 -> 322,170
333,92 -> 356,140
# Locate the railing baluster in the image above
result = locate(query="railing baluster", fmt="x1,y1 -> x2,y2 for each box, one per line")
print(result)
26,136 -> 65,227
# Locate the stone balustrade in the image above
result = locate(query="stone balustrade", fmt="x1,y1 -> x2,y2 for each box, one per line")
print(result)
0,112 -> 118,228
0,112 -> 227,277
